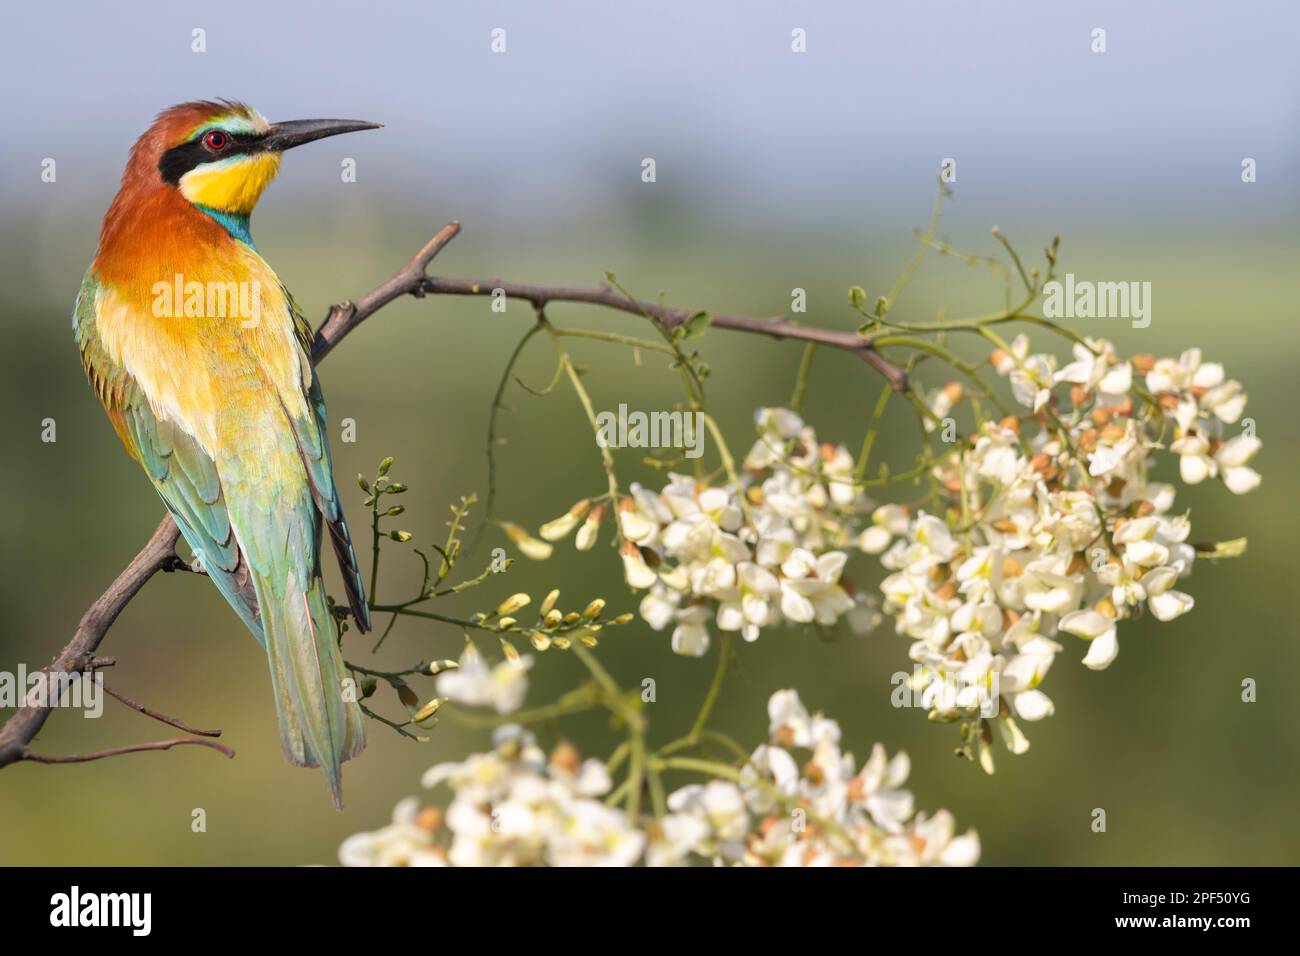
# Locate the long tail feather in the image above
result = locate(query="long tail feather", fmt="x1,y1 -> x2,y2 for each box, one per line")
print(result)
260,573 -> 366,808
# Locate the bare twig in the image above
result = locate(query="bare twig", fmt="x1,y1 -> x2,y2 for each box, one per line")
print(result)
0,219 -> 907,773
312,221 -> 464,364
24,738 -> 235,763
103,684 -> 224,738
0,518 -> 180,769
418,273 -> 909,391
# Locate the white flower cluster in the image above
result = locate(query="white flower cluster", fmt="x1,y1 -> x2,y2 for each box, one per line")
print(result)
626,408 -> 881,656
436,643 -> 532,715
339,725 -> 640,867
868,336 -> 1259,768
658,690 -> 979,866
338,690 -> 977,867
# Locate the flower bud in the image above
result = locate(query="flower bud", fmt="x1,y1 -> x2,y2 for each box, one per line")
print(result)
503,522 -> 553,560
617,497 -> 657,542
582,598 -> 606,619
539,589 -> 560,616
550,741 -> 581,776
620,540 -> 658,589
575,504 -> 605,551
497,593 -> 531,616
415,806 -> 443,832
426,660 -> 459,676
540,499 -> 592,541
412,697 -> 443,723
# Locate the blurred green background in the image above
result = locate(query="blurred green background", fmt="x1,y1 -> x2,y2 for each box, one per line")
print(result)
1,0 -> 1298,865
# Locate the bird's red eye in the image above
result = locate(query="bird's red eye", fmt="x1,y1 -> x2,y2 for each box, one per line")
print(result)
202,130 -> 229,151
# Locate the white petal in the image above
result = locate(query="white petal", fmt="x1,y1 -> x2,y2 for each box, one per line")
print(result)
939,831 -> 981,867
1223,466 -> 1261,495
780,587 -> 815,623
671,623 -> 710,657
1148,588 -> 1194,622
1014,689 -> 1055,721
1081,628 -> 1119,670
1179,453 -> 1211,485
1059,609 -> 1111,639
1215,435 -> 1261,468
859,526 -> 892,554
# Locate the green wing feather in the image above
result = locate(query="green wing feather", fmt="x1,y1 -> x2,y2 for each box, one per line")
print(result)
74,274 -> 262,640
282,285 -> 371,632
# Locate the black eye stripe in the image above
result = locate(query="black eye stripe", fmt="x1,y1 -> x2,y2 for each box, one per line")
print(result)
157,131 -> 263,185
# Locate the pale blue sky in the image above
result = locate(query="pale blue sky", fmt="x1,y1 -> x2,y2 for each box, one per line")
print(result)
2,0 -> 1296,226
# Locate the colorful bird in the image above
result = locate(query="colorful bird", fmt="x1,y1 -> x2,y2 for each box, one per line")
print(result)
73,101 -> 380,806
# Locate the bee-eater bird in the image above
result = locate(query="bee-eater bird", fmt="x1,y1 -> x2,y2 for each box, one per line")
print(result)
73,101 -> 380,806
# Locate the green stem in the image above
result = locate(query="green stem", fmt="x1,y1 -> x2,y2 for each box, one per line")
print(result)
358,702 -> 422,741
701,413 -> 753,524
472,323 -> 544,552
553,341 -> 623,542
553,327 -> 677,356
790,342 -> 817,413
854,380 -> 895,482
371,604 -> 499,632
656,729 -> 749,763
883,180 -> 947,313
440,691 -> 597,729
688,634 -> 732,742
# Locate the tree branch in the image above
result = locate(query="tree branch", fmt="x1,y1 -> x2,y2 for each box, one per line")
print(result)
0,219 -> 906,772
103,683 -> 224,737
418,273 -> 908,391
23,737 -> 235,764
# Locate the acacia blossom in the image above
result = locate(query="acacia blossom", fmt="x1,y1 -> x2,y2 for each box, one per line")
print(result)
339,691 -> 977,867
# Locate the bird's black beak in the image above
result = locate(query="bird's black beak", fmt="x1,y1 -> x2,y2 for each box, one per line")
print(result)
261,118 -> 381,151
